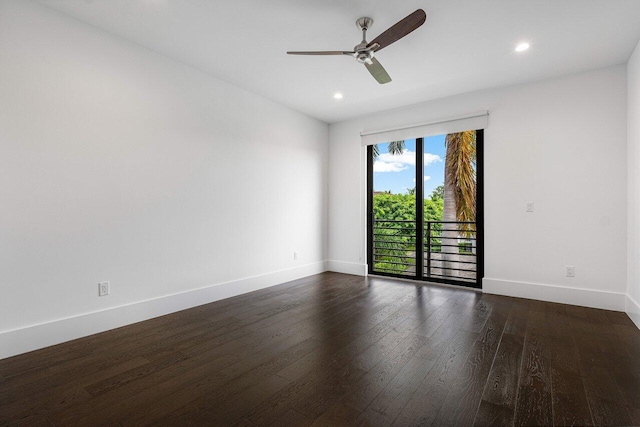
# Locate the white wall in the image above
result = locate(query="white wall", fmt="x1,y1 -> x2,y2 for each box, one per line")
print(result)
627,40 -> 640,327
329,66 -> 628,310
0,1 -> 328,358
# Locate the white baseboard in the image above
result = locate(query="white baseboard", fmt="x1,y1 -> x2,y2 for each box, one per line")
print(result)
483,278 -> 626,311
326,260 -> 367,276
0,261 -> 328,360
626,294 -> 640,329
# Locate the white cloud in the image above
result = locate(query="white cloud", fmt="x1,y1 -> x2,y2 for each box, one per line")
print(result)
424,176 -> 431,181
374,161 -> 407,172
378,151 -> 416,166
424,153 -> 442,166
374,150 -> 441,173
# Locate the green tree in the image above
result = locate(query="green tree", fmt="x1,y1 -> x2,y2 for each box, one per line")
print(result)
431,185 -> 444,201
372,193 -> 443,273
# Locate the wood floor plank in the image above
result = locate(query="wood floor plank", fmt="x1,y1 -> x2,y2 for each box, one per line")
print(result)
386,329 -> 480,426
1,353 -> 138,422
571,306 -> 636,427
246,364 -> 366,425
547,308 -> 594,426
82,351 -> 190,397
431,303 -> 511,427
275,296 -> 421,384
271,409 -> 315,427
0,272 -> 638,426
311,402 -> 361,426
551,368 -> 593,427
125,337 -> 322,425
1,385 -> 91,426
49,353 -> 231,425
152,374 -> 292,426
474,331 -> 525,426
359,355 -> 433,426
628,406 -> 640,426
512,309 -> 553,426
614,373 -> 640,408
342,332 -> 429,412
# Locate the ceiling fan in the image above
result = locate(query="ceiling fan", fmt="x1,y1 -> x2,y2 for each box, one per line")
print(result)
287,9 -> 426,84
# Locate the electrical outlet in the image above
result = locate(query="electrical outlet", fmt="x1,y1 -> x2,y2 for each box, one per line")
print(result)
98,281 -> 110,296
526,201 -> 535,212
293,252 -> 298,261
566,266 -> 575,277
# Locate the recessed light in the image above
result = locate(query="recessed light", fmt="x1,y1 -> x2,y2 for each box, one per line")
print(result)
333,92 -> 343,100
515,42 -> 530,52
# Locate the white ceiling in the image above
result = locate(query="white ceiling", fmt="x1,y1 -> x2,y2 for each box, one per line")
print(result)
38,0 -> 640,123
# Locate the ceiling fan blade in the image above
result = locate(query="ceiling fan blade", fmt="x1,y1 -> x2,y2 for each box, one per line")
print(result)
365,57 -> 391,84
287,51 -> 354,56
367,9 -> 426,52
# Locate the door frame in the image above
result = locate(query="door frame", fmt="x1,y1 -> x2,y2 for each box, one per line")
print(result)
366,129 -> 484,289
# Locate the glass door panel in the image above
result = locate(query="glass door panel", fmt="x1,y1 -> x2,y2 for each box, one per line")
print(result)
422,133 -> 478,284
370,139 -> 417,277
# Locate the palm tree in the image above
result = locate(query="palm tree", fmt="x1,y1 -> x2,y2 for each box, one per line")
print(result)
441,131 -> 476,278
372,140 -> 405,160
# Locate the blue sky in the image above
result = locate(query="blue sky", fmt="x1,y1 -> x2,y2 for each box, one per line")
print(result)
373,134 -> 446,198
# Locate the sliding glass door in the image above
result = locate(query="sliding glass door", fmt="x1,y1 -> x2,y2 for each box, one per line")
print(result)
367,139 -> 419,277
367,130 -> 483,289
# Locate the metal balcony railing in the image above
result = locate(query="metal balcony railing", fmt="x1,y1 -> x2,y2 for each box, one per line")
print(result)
372,219 -> 477,282
424,220 -> 477,283
372,219 -> 417,277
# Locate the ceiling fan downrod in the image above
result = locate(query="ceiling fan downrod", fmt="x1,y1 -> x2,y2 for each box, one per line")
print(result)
354,17 -> 375,64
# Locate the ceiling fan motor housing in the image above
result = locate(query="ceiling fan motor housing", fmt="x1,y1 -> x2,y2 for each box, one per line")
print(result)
355,50 -> 374,64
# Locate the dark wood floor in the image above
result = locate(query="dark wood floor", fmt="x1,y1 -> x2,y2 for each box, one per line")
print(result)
1,272 -> 639,426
